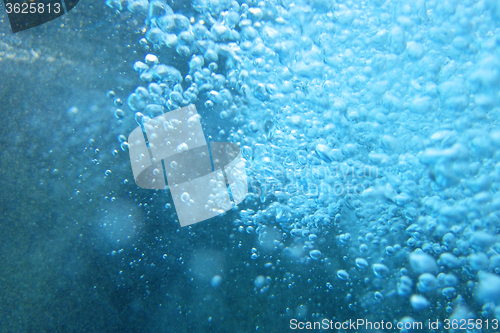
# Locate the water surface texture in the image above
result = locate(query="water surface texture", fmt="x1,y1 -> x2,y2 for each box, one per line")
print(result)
2,0 -> 500,332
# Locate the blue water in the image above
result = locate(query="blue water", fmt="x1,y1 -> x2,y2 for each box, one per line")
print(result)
2,0 -> 500,332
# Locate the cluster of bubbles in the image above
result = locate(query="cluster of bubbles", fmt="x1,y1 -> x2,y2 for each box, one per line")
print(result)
107,0 -> 500,324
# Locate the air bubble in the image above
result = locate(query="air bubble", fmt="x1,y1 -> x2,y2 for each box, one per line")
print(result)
177,142 -> 189,152
355,258 -> 369,269
120,142 -> 129,151
309,250 -> 322,260
145,54 -> 158,65
337,270 -> 350,281
372,263 -> 389,278
180,192 -> 190,203
254,275 -> 266,288
114,109 -> 125,118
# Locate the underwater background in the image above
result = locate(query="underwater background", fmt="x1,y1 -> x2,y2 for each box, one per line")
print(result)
2,0 -> 500,332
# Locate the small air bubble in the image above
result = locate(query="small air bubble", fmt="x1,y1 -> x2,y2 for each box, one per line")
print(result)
180,192 -> 190,202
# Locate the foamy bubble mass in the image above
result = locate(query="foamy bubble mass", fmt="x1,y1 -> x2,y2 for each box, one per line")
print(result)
108,0 -> 500,326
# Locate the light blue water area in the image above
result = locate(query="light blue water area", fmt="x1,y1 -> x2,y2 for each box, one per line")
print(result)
3,0 -> 500,332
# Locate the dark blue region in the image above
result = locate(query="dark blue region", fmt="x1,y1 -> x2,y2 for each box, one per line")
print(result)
64,0 -> 78,12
